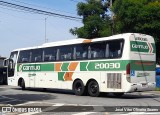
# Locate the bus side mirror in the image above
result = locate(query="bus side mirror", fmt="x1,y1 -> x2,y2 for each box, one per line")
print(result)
3,59 -> 14,69
3,59 -> 9,67
8,59 -> 14,70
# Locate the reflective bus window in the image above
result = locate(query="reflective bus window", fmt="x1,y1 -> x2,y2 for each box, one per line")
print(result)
90,42 -> 106,59
18,50 -> 31,63
31,49 -> 43,62
75,44 -> 88,60
59,46 -> 73,61
43,47 -> 56,62
108,39 -> 124,58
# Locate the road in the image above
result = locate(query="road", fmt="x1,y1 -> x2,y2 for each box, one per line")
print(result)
0,85 -> 160,115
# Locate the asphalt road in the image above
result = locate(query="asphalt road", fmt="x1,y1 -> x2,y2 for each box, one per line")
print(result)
0,85 -> 160,115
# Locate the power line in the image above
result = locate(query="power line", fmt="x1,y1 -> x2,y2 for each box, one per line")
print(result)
0,1 -> 82,21
11,0 -> 77,15
70,0 -> 79,3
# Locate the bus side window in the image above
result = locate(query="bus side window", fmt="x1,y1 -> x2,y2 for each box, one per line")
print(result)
56,49 -> 60,60
90,42 -> 106,59
109,41 -> 121,58
59,46 -> 73,61
22,58 -> 28,62
18,50 -> 31,63
31,49 -> 42,62
82,51 -> 87,58
35,56 -> 41,62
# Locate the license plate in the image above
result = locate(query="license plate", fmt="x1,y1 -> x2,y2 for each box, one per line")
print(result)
142,83 -> 147,87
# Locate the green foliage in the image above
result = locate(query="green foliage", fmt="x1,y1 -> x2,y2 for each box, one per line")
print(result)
112,0 -> 160,63
70,0 -> 112,39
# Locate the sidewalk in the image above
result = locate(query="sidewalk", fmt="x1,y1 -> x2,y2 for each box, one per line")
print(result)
140,90 -> 160,96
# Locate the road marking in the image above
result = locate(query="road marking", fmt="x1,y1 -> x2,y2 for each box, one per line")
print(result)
0,95 -> 16,99
116,112 -> 160,115
19,111 -> 41,115
0,99 -> 18,103
72,112 -> 97,115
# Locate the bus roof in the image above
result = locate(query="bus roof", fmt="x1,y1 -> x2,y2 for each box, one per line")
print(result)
12,33 -> 153,52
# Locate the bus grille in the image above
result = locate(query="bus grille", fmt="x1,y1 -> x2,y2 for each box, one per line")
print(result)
107,73 -> 122,89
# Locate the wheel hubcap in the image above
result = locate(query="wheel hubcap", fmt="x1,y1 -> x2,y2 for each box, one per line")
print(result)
90,83 -> 97,93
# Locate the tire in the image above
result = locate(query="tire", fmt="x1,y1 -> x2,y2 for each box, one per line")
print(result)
73,80 -> 86,96
21,79 -> 25,90
113,93 -> 124,97
0,78 -> 3,85
88,80 -> 100,97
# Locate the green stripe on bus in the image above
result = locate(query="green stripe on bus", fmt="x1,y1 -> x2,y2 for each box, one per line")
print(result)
61,63 -> 69,71
80,62 -> 88,71
17,60 -> 155,72
80,60 -> 155,71
41,64 -> 54,71
58,72 -> 65,81
130,60 -> 155,71
151,43 -> 156,53
17,63 -> 54,72
130,41 -> 155,53
80,60 -> 130,71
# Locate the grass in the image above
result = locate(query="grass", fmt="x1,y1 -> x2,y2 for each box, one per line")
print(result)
155,87 -> 160,91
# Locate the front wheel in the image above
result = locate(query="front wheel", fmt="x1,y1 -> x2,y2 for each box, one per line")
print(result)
21,79 -> 25,90
88,80 -> 100,97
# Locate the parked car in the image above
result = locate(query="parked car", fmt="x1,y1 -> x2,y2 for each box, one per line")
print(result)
156,67 -> 160,88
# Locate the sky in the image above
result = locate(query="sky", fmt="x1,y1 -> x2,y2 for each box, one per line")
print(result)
0,0 -> 84,57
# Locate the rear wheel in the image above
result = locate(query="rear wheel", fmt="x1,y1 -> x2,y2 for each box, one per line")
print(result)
73,80 -> 86,96
88,80 -> 100,97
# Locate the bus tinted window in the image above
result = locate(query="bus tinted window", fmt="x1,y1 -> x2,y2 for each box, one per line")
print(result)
58,46 -> 73,61
31,49 -> 43,62
90,42 -> 105,59
18,50 -> 31,63
17,39 -> 124,63
108,39 -> 124,58
88,39 -> 124,59
43,47 -> 56,61
75,44 -> 88,60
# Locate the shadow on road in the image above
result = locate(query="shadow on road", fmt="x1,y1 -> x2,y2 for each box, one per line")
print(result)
12,87 -> 75,95
100,92 -> 159,99
12,87 -> 159,99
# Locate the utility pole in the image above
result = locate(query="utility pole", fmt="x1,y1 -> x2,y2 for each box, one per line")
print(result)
45,17 -> 48,43
109,0 -> 115,35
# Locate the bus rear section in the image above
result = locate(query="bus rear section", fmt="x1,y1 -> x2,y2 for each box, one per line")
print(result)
128,33 -> 156,92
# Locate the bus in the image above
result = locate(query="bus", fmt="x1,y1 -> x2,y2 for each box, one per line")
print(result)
4,33 -> 156,97
0,57 -> 7,85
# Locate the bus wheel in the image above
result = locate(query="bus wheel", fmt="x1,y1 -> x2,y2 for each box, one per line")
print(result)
113,93 -> 124,97
73,80 -> 86,96
88,80 -> 100,97
21,79 -> 25,90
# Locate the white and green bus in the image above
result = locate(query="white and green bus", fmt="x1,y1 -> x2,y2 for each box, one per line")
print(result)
5,33 -> 156,97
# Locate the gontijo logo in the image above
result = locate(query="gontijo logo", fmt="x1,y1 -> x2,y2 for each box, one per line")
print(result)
18,64 -> 41,72
131,41 -> 154,53
132,44 -> 148,49
23,65 -> 40,71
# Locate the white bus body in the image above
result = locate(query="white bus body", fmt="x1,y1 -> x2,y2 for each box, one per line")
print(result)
6,33 -> 156,97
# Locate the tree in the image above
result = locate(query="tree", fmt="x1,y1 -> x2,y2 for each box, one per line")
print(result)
112,0 -> 160,63
70,0 -> 112,39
